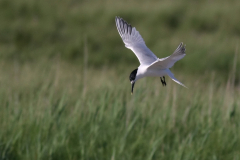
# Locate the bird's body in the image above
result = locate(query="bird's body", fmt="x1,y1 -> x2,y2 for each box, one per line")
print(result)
136,65 -> 168,81
115,16 -> 187,94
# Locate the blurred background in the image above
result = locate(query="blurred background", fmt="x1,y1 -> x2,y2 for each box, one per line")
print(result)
0,0 -> 240,159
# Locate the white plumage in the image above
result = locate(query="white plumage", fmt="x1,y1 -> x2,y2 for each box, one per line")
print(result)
115,16 -> 187,93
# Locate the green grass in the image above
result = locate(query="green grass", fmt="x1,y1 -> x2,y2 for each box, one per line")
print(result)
0,0 -> 240,159
0,60 -> 239,160
1,0 -> 240,73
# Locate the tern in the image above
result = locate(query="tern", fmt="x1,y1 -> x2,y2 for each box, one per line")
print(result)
115,16 -> 187,94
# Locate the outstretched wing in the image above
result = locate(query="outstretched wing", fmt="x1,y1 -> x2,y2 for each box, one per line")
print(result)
147,42 -> 186,69
115,17 -> 158,65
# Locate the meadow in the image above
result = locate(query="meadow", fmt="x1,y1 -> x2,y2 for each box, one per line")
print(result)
0,0 -> 240,159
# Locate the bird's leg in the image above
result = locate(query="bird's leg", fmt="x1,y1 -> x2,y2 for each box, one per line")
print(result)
160,77 -> 163,84
163,76 -> 166,86
160,76 -> 167,86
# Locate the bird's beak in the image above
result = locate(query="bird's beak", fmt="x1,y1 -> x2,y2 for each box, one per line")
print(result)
131,81 -> 135,95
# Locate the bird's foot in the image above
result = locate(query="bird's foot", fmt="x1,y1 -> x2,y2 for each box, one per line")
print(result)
160,76 -> 167,86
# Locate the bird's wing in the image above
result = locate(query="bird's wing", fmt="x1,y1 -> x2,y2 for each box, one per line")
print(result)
115,17 -> 158,65
147,42 -> 186,70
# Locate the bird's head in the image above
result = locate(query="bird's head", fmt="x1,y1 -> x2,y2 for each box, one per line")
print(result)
129,68 -> 138,95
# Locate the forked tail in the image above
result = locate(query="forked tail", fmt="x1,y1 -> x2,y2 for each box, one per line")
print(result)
167,69 -> 187,88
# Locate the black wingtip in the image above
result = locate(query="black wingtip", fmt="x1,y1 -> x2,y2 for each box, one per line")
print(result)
115,16 -> 132,35
115,16 -> 119,23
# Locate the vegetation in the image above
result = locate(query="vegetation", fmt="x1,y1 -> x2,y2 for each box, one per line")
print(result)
0,0 -> 240,159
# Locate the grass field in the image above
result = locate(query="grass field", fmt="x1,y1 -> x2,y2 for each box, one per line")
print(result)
0,0 -> 240,159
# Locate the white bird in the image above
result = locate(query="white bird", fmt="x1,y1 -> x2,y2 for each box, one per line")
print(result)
115,16 -> 187,94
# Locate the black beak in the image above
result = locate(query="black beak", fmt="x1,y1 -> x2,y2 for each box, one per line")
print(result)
131,82 -> 135,95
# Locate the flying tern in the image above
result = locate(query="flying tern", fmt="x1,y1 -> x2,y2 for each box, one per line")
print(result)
115,16 -> 187,94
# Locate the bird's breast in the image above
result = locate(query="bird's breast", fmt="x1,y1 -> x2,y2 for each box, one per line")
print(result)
137,66 -> 167,79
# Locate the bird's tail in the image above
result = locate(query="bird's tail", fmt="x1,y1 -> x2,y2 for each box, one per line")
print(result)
167,69 -> 187,88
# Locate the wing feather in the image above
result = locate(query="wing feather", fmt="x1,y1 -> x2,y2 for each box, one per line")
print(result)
115,17 -> 157,65
148,42 -> 186,69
